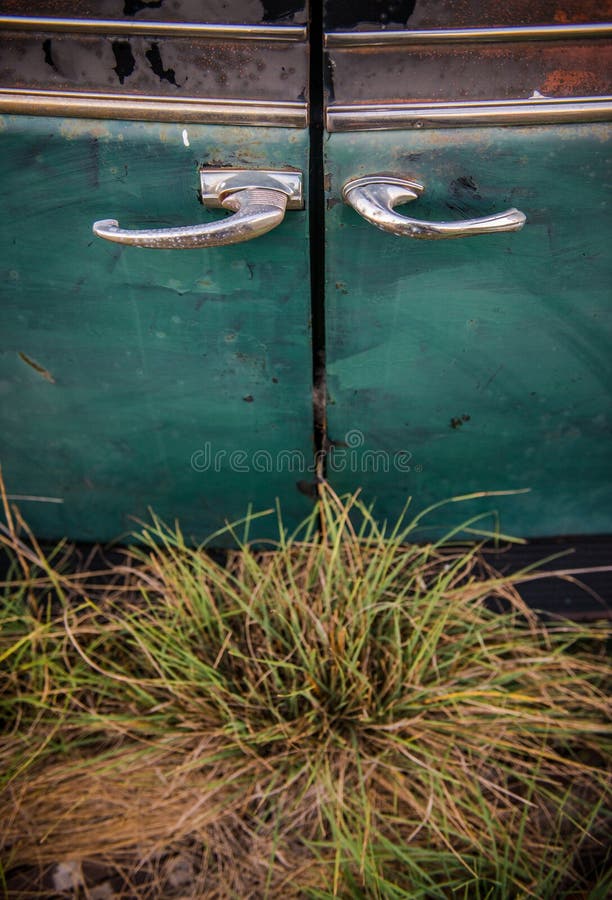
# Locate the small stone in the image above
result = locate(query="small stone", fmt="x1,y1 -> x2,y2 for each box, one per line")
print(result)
164,854 -> 195,889
90,882 -> 116,900
52,860 -> 83,892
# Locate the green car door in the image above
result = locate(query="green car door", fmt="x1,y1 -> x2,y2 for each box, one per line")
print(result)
0,3 -> 314,543
1,2 -> 611,546
323,2 -> 612,539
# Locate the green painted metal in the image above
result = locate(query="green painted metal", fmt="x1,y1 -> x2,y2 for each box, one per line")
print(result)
325,124 -> 612,538
0,115 -> 313,543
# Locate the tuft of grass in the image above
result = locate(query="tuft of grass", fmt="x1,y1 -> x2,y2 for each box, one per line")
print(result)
0,483 -> 610,898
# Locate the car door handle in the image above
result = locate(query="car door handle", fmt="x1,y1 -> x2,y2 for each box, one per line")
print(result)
93,168 -> 303,249
342,175 -> 526,239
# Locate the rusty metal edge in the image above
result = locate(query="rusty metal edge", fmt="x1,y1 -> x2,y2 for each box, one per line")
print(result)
325,23 -> 612,47
326,96 -> 612,131
0,16 -> 307,41
0,88 -> 308,127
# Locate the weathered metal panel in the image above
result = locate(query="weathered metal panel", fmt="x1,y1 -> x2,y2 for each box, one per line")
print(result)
326,40 -> 612,106
0,116 -> 313,542
324,1 -> 612,31
324,124 -> 612,537
0,32 -> 308,103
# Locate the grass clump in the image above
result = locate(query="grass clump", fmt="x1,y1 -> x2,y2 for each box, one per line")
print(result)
1,485 -> 610,898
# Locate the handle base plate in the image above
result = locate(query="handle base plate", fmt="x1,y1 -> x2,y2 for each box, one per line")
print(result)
200,168 -> 303,208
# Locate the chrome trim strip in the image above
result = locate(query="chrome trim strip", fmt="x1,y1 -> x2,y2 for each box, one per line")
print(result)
326,97 -> 612,131
0,16 -> 307,41
325,23 -> 612,47
0,88 -> 307,128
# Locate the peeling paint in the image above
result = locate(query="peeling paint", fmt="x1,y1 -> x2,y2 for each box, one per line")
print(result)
112,41 -> 136,85
182,128 -> 190,147
145,42 -> 180,86
42,38 -> 57,72
59,120 -> 111,141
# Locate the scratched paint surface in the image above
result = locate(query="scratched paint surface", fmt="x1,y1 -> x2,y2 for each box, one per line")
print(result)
325,124 -> 612,538
0,116 -> 312,543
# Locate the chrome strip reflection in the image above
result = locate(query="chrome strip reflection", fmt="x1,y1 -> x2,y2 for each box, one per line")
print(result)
325,23 -> 612,47
326,96 -> 612,131
0,88 -> 307,128
0,16 -> 307,41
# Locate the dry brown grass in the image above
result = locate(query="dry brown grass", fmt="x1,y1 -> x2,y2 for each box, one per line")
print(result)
1,482 -> 610,898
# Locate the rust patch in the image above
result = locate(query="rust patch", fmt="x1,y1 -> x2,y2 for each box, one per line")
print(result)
18,352 -> 56,384
541,68 -> 602,95
553,6 -> 612,24
450,414 -> 471,430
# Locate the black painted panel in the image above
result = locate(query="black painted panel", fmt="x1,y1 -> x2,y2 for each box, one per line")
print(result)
1,1 -> 308,25
0,30 -> 308,101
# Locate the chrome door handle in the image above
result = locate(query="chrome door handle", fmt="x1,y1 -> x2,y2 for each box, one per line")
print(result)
342,175 -> 526,239
93,168 -> 303,249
